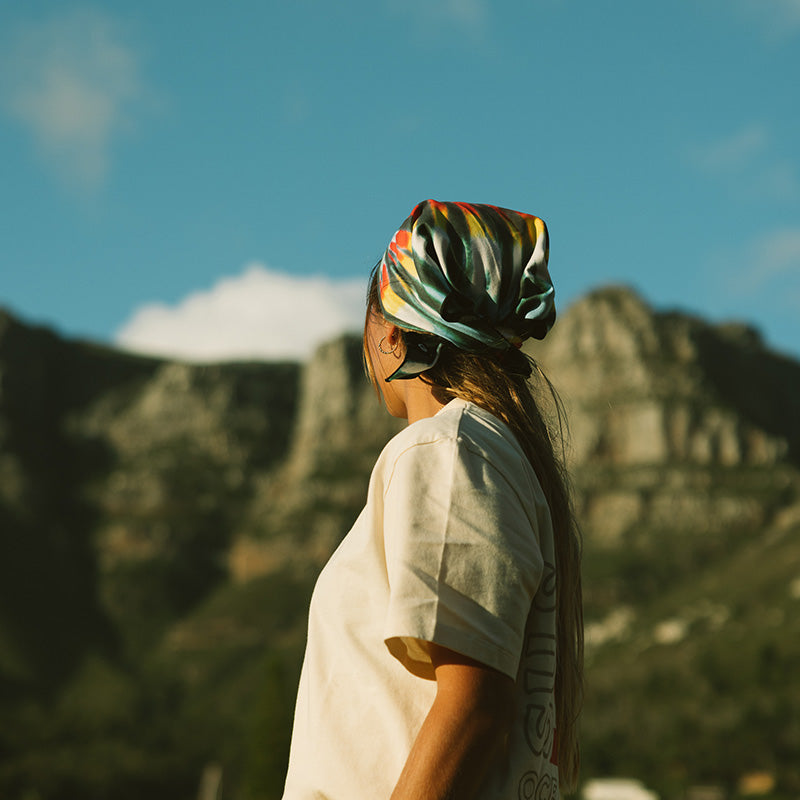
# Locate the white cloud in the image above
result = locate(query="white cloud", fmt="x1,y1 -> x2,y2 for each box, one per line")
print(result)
739,0 -> 800,40
691,124 -> 767,172
750,228 -> 800,288
758,160 -> 799,198
387,0 -> 488,32
713,227 -> 800,315
689,123 -> 797,200
281,82 -> 312,125
442,0 -> 487,27
0,9 -> 149,189
115,263 -> 367,363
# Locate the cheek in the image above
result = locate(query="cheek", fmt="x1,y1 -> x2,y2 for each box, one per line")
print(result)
380,377 -> 405,418
367,340 -> 405,415
366,336 -> 387,383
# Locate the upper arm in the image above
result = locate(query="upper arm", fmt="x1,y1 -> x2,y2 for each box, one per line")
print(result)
427,642 -> 516,727
383,438 -> 544,680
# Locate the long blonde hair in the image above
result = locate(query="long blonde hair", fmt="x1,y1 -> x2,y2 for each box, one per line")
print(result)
364,272 -> 584,792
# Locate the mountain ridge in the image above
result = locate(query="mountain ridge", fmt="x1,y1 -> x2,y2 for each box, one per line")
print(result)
1,287 -> 799,798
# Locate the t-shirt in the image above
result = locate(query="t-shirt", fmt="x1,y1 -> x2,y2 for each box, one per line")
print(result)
282,397 -> 560,800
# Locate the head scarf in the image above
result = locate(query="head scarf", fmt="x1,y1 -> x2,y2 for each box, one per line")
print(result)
378,199 -> 555,380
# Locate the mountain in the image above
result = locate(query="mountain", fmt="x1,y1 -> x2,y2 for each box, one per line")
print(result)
527,289 -> 800,797
527,288 -> 800,612
1,288 -> 798,799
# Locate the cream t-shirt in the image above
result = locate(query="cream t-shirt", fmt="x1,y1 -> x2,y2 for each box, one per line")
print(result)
282,398 -> 560,800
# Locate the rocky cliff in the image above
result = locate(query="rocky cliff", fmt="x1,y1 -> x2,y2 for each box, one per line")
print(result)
0,308 -> 300,679
527,288 -> 800,613
1,287 -> 799,798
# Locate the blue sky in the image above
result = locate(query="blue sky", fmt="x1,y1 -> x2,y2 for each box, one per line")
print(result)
1,0 -> 798,361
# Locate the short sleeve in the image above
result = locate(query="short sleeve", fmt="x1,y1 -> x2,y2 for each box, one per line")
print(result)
382,436 -> 545,680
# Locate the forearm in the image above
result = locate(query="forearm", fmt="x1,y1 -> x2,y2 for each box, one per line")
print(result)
390,700 -> 505,800
390,670 -> 511,800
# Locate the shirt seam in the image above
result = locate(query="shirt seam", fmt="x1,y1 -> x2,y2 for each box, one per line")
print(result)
382,402 -> 469,499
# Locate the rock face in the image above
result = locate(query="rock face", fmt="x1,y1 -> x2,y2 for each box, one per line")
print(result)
526,287 -> 800,561
0,309 -> 301,676
288,335 -> 402,477
230,335 -> 402,578
528,287 -> 795,468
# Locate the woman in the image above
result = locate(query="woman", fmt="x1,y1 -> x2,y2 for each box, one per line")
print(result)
282,200 -> 583,800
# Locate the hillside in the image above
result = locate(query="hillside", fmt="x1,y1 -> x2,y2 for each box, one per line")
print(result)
1,289 -> 799,799
527,289 -> 800,797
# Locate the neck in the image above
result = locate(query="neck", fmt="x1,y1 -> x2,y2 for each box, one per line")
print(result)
399,379 -> 449,425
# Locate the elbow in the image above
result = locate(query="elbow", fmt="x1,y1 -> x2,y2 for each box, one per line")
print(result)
474,677 -> 515,736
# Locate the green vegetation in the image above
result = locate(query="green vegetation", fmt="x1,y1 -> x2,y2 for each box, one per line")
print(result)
3,303 -> 800,799
0,570 -> 311,800
580,514 -> 800,799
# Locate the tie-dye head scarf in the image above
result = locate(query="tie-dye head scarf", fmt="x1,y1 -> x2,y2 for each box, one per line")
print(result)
378,199 -> 555,380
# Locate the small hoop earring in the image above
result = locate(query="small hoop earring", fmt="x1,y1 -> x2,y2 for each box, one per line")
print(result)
378,336 -> 398,356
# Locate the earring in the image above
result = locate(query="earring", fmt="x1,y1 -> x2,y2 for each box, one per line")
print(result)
378,336 -> 398,355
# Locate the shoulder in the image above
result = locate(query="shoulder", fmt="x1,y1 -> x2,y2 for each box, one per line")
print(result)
376,398 -> 528,478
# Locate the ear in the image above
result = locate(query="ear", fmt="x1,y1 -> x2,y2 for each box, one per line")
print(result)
384,323 -> 402,347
